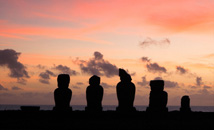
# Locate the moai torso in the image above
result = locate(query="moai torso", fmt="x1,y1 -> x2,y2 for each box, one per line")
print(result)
54,88 -> 72,108
117,81 -> 135,108
86,85 -> 103,109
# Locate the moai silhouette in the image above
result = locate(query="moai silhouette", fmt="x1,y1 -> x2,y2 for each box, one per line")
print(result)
180,95 -> 192,112
85,75 -> 103,112
146,80 -> 168,112
53,74 -> 72,111
116,69 -> 136,112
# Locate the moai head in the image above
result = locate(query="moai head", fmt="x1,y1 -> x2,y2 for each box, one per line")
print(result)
150,80 -> 164,91
57,74 -> 70,89
119,68 -> 132,82
89,75 -> 100,86
181,95 -> 190,108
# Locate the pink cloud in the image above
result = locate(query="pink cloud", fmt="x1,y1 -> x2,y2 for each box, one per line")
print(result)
0,33 -> 30,40
0,0 -> 213,38
0,23 -> 112,44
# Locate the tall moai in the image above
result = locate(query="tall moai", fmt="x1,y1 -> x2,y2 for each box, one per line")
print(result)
180,95 -> 191,112
116,69 -> 136,112
146,80 -> 168,112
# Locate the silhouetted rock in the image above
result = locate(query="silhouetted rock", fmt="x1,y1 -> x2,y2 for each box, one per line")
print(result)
20,106 -> 40,111
180,95 -> 192,112
53,74 -> 72,111
147,80 -> 168,112
116,69 -> 136,112
1,111 -> 213,130
85,75 -> 103,112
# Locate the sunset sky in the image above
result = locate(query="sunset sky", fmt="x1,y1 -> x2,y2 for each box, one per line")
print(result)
0,0 -> 214,106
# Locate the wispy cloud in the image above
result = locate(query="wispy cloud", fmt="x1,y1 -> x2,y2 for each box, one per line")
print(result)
176,66 -> 188,74
137,75 -> 149,87
140,37 -> 170,48
72,85 -> 81,89
36,64 -> 46,69
76,82 -> 84,85
0,0 -> 212,45
54,64 -> 78,76
203,53 -> 214,58
0,84 -> 8,91
39,70 -> 56,84
154,77 -> 179,88
101,82 -> 115,89
74,51 -> 118,77
146,63 -> 167,73
141,56 -> 167,73
0,33 -> 30,40
141,57 -> 151,62
196,77 -> 203,86
12,86 -> 22,90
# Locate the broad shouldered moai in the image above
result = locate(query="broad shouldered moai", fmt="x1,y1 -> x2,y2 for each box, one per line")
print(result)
146,80 -> 168,112
53,74 -> 72,111
116,69 -> 136,112
85,75 -> 103,111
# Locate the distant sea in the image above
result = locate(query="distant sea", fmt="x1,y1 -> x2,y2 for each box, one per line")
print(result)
0,105 -> 214,112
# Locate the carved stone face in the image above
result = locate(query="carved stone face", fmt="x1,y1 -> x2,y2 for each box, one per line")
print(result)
181,95 -> 190,107
89,75 -> 100,85
119,68 -> 131,82
57,74 -> 70,88
150,80 -> 164,91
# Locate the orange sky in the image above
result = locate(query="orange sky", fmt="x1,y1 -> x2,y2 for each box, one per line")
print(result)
0,0 -> 214,106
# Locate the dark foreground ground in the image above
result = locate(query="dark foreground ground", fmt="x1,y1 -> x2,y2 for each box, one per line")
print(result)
0,110 -> 213,130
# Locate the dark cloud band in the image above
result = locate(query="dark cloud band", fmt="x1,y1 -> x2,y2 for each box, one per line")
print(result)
0,49 -> 30,84
75,51 -> 118,77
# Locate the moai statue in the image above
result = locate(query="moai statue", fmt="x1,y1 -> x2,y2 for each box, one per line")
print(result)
180,95 -> 192,112
53,74 -> 72,111
85,75 -> 103,112
146,80 -> 168,112
116,69 -> 136,112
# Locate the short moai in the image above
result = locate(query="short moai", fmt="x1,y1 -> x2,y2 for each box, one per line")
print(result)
146,80 -> 168,112
53,74 -> 72,111
180,95 -> 191,112
85,75 -> 103,112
